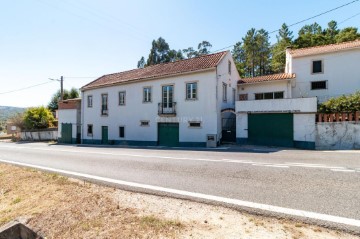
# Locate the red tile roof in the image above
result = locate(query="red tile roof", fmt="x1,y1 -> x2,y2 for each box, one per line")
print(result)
81,51 -> 228,90
289,40 -> 360,58
238,73 -> 295,84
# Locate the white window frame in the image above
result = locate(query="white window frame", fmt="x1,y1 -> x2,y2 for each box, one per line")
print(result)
186,82 -> 198,100
188,121 -> 202,128
222,83 -> 227,102
311,59 -> 324,74
143,87 -> 152,103
228,60 -> 231,75
140,120 -> 150,127
101,93 -> 108,116
119,91 -> 126,105
87,95 -> 93,108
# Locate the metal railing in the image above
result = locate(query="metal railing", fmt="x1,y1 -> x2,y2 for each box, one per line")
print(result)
158,102 -> 177,116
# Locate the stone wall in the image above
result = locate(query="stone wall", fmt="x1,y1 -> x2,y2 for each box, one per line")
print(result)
316,122 -> 360,150
20,128 -> 58,141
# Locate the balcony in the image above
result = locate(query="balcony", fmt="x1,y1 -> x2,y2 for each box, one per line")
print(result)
158,102 -> 176,116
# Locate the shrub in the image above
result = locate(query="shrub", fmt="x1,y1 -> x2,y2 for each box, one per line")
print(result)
23,106 -> 55,129
318,91 -> 360,113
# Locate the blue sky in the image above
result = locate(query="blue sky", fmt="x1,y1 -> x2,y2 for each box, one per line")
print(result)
1,0 -> 359,107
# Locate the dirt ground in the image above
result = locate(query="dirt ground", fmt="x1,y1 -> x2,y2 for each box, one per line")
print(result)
0,163 -> 358,239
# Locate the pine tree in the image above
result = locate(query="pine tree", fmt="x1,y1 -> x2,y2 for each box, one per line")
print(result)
271,23 -> 293,73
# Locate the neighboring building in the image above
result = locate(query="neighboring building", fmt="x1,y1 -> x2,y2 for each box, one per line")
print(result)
79,51 -> 240,147
286,40 -> 360,103
57,98 -> 81,144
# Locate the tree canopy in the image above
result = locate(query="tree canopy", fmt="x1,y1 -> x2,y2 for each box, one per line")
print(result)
48,88 -> 80,112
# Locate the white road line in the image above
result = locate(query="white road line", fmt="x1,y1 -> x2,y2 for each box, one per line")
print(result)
331,169 -> 356,173
0,158 -> 359,228
252,164 -> 289,168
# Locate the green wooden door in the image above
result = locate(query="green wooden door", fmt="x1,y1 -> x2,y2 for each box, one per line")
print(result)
248,113 -> 294,147
61,123 -> 72,144
158,123 -> 179,147
102,126 -> 108,144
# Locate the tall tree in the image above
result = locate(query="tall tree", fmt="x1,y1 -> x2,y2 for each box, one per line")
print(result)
182,41 -> 213,58
325,20 -> 340,44
137,56 -> 145,68
48,88 -> 80,112
335,27 -> 360,43
256,29 -> 271,76
294,22 -> 327,48
242,28 -> 258,77
271,23 -> 293,73
231,42 -> 246,77
146,37 -> 171,66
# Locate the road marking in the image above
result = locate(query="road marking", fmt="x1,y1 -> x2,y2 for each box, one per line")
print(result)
0,158 -> 359,228
252,164 -> 289,168
331,169 -> 356,173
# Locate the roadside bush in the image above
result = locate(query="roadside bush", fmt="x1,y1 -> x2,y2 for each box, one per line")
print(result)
23,106 -> 55,129
318,91 -> 360,113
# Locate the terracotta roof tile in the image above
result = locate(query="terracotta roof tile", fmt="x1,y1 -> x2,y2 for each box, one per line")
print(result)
238,73 -> 295,84
82,51 -> 228,90
289,40 -> 360,58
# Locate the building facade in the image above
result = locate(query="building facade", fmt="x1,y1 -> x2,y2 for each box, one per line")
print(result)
79,51 -> 240,147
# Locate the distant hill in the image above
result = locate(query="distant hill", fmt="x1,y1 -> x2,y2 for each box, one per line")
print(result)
0,106 -> 25,131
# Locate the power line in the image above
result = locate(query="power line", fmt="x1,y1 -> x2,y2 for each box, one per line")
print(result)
269,0 -> 359,34
339,12 -> 360,25
211,0 -> 360,53
0,81 -> 55,95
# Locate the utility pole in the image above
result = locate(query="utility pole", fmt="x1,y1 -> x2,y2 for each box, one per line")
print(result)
49,76 -> 64,101
60,76 -> 64,101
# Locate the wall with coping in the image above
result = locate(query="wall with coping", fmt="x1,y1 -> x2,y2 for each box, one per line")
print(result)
20,129 -> 58,141
316,122 -> 360,150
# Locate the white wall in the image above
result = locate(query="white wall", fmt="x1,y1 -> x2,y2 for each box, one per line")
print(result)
82,69 -> 219,144
216,52 -> 241,140
294,114 -> 316,142
235,97 -> 317,113
238,80 -> 292,100
316,122 -> 360,150
290,48 -> 360,102
58,109 -> 78,139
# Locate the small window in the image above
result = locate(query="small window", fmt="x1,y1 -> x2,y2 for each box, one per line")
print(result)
119,126 -> 125,138
264,92 -> 273,99
228,61 -> 231,75
87,95 -> 93,108
101,94 -> 108,116
232,89 -> 236,103
239,94 -> 248,101
255,93 -> 264,100
312,60 -> 323,74
87,124 -> 93,136
311,81 -> 327,90
222,83 -> 227,102
189,122 -> 201,128
274,92 -> 284,99
186,82 -> 197,100
143,87 -> 152,102
140,120 -> 149,127
119,91 -> 126,105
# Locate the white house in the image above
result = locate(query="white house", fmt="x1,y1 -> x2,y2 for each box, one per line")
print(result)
235,40 -> 360,149
74,51 -> 240,147
57,98 -> 81,144
286,40 -> 360,102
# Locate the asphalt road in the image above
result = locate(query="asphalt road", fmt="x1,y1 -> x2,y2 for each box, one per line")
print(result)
1,142 -> 360,232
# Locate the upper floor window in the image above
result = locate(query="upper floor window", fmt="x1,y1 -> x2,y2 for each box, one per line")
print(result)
119,91 -> 126,105
232,89 -> 236,103
311,81 -> 327,90
222,83 -> 227,102
143,87 -> 152,102
186,82 -> 197,100
228,61 -> 231,75
87,95 -> 93,108
312,60 -> 323,74
255,91 -> 284,100
239,94 -> 248,101
101,94 -> 108,116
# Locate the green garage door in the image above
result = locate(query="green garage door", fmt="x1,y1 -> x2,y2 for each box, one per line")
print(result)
61,123 -> 72,144
248,113 -> 294,147
158,123 -> 179,147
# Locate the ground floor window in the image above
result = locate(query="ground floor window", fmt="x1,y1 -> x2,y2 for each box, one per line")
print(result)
188,121 -> 201,128
140,120 -> 150,127
87,124 -> 93,136
119,126 -> 125,138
